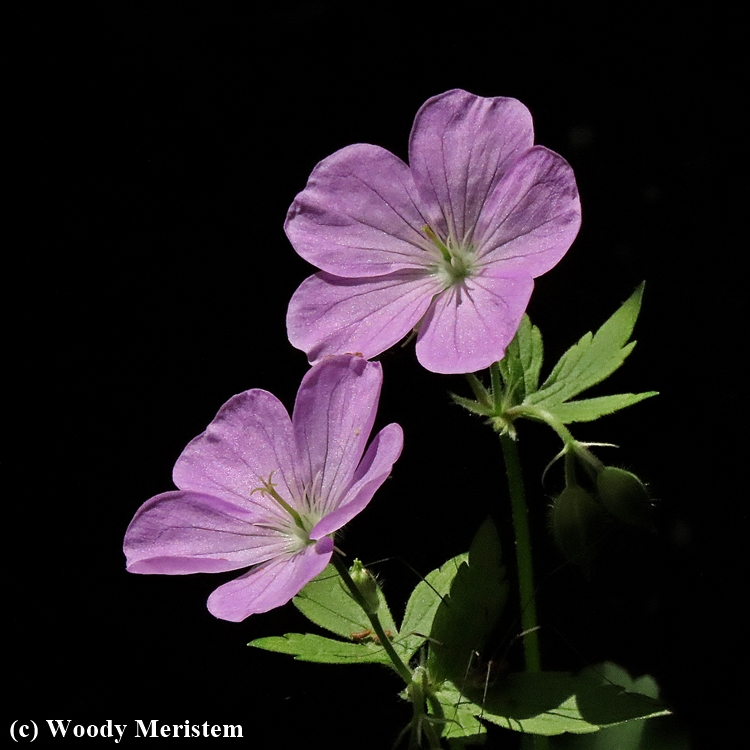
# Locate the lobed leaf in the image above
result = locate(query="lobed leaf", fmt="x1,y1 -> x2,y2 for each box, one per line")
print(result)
528,284 -> 646,409
292,563 -> 398,639
440,665 -> 669,737
400,552 -> 468,659
248,632 -> 392,665
547,392 -> 658,423
427,520 -> 509,686
498,315 -> 544,406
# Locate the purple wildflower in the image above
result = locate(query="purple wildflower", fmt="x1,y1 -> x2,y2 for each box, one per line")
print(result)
123,355 -> 403,622
285,89 -> 581,374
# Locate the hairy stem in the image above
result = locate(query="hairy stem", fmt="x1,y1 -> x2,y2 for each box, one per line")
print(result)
332,553 -> 413,684
499,434 -> 541,673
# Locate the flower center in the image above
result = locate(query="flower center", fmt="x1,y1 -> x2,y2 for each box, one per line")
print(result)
423,225 -> 476,287
251,473 -> 320,550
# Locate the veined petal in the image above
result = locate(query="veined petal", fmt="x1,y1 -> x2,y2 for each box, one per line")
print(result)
173,390 -> 301,518
415,272 -> 534,374
124,491 -> 288,574
287,270 -> 440,363
410,90 -> 534,243
285,144 -> 433,277
293,355 -> 382,514
310,422 -> 404,539
474,146 -> 581,276
207,538 -> 334,621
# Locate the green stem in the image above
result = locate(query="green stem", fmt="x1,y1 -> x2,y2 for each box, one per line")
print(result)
499,433 -> 541,674
505,404 -> 576,447
333,554 -> 444,748
500,434 -> 551,750
332,553 -> 413,685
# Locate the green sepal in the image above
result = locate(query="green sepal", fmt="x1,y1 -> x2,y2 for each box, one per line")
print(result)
449,392 -> 494,418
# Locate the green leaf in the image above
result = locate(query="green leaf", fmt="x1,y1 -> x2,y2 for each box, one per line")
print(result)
399,552 -> 468,659
528,284 -> 647,410
547,392 -> 658,423
248,632 -> 391,665
430,681 -> 487,743
293,563 -> 397,640
517,314 -> 544,398
441,664 -> 669,737
250,564 -> 411,667
498,315 -> 544,405
427,520 -> 509,686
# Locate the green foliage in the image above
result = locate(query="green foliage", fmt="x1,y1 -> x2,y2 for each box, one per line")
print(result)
248,563 -> 407,666
498,314 -> 544,405
293,563 -> 398,638
399,552 -> 469,659
249,632 -> 393,664
451,667 -> 670,738
452,283 -> 658,431
250,522 -> 670,745
427,519 -> 509,686
526,283 -> 652,413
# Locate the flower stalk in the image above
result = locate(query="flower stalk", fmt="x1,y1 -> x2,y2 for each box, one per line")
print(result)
332,554 -> 413,685
499,433 -> 542,675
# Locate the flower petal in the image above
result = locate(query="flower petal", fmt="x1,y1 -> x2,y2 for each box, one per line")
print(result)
409,90 -> 534,243
285,144 -> 433,277
207,538 -> 334,621
124,491 -> 288,574
415,272 -> 534,374
173,390 -> 301,519
286,269 -> 439,363
292,355 -> 381,514
310,422 -> 403,539
474,146 -> 581,276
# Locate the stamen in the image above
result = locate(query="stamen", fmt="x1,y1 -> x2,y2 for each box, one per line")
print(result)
251,471 -> 306,531
422,225 -> 452,263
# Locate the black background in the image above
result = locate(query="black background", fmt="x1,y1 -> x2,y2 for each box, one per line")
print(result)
9,2 -> 744,748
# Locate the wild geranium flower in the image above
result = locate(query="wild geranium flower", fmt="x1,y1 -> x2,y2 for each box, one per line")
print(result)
123,355 -> 403,622
285,89 -> 581,374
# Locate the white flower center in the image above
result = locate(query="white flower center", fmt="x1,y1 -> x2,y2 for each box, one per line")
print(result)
423,225 -> 477,288
251,473 -> 323,553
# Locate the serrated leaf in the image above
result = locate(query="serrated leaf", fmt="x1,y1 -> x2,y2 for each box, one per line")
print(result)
293,563 -> 397,640
431,681 -> 487,743
448,665 -> 669,737
248,632 -> 391,665
427,520 -> 509,685
528,284 -> 645,409
499,333 -> 525,402
399,552 -> 468,659
548,392 -> 658,423
517,314 -> 544,397
498,315 -> 544,405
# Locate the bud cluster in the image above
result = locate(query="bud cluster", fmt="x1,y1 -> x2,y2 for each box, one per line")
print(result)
548,443 -> 654,567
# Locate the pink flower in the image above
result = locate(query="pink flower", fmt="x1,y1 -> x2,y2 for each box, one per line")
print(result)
286,89 -> 581,374
124,355 -> 403,622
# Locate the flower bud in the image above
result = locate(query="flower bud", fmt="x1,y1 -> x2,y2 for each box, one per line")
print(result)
549,485 -> 606,566
596,466 -> 654,530
348,559 -> 381,615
